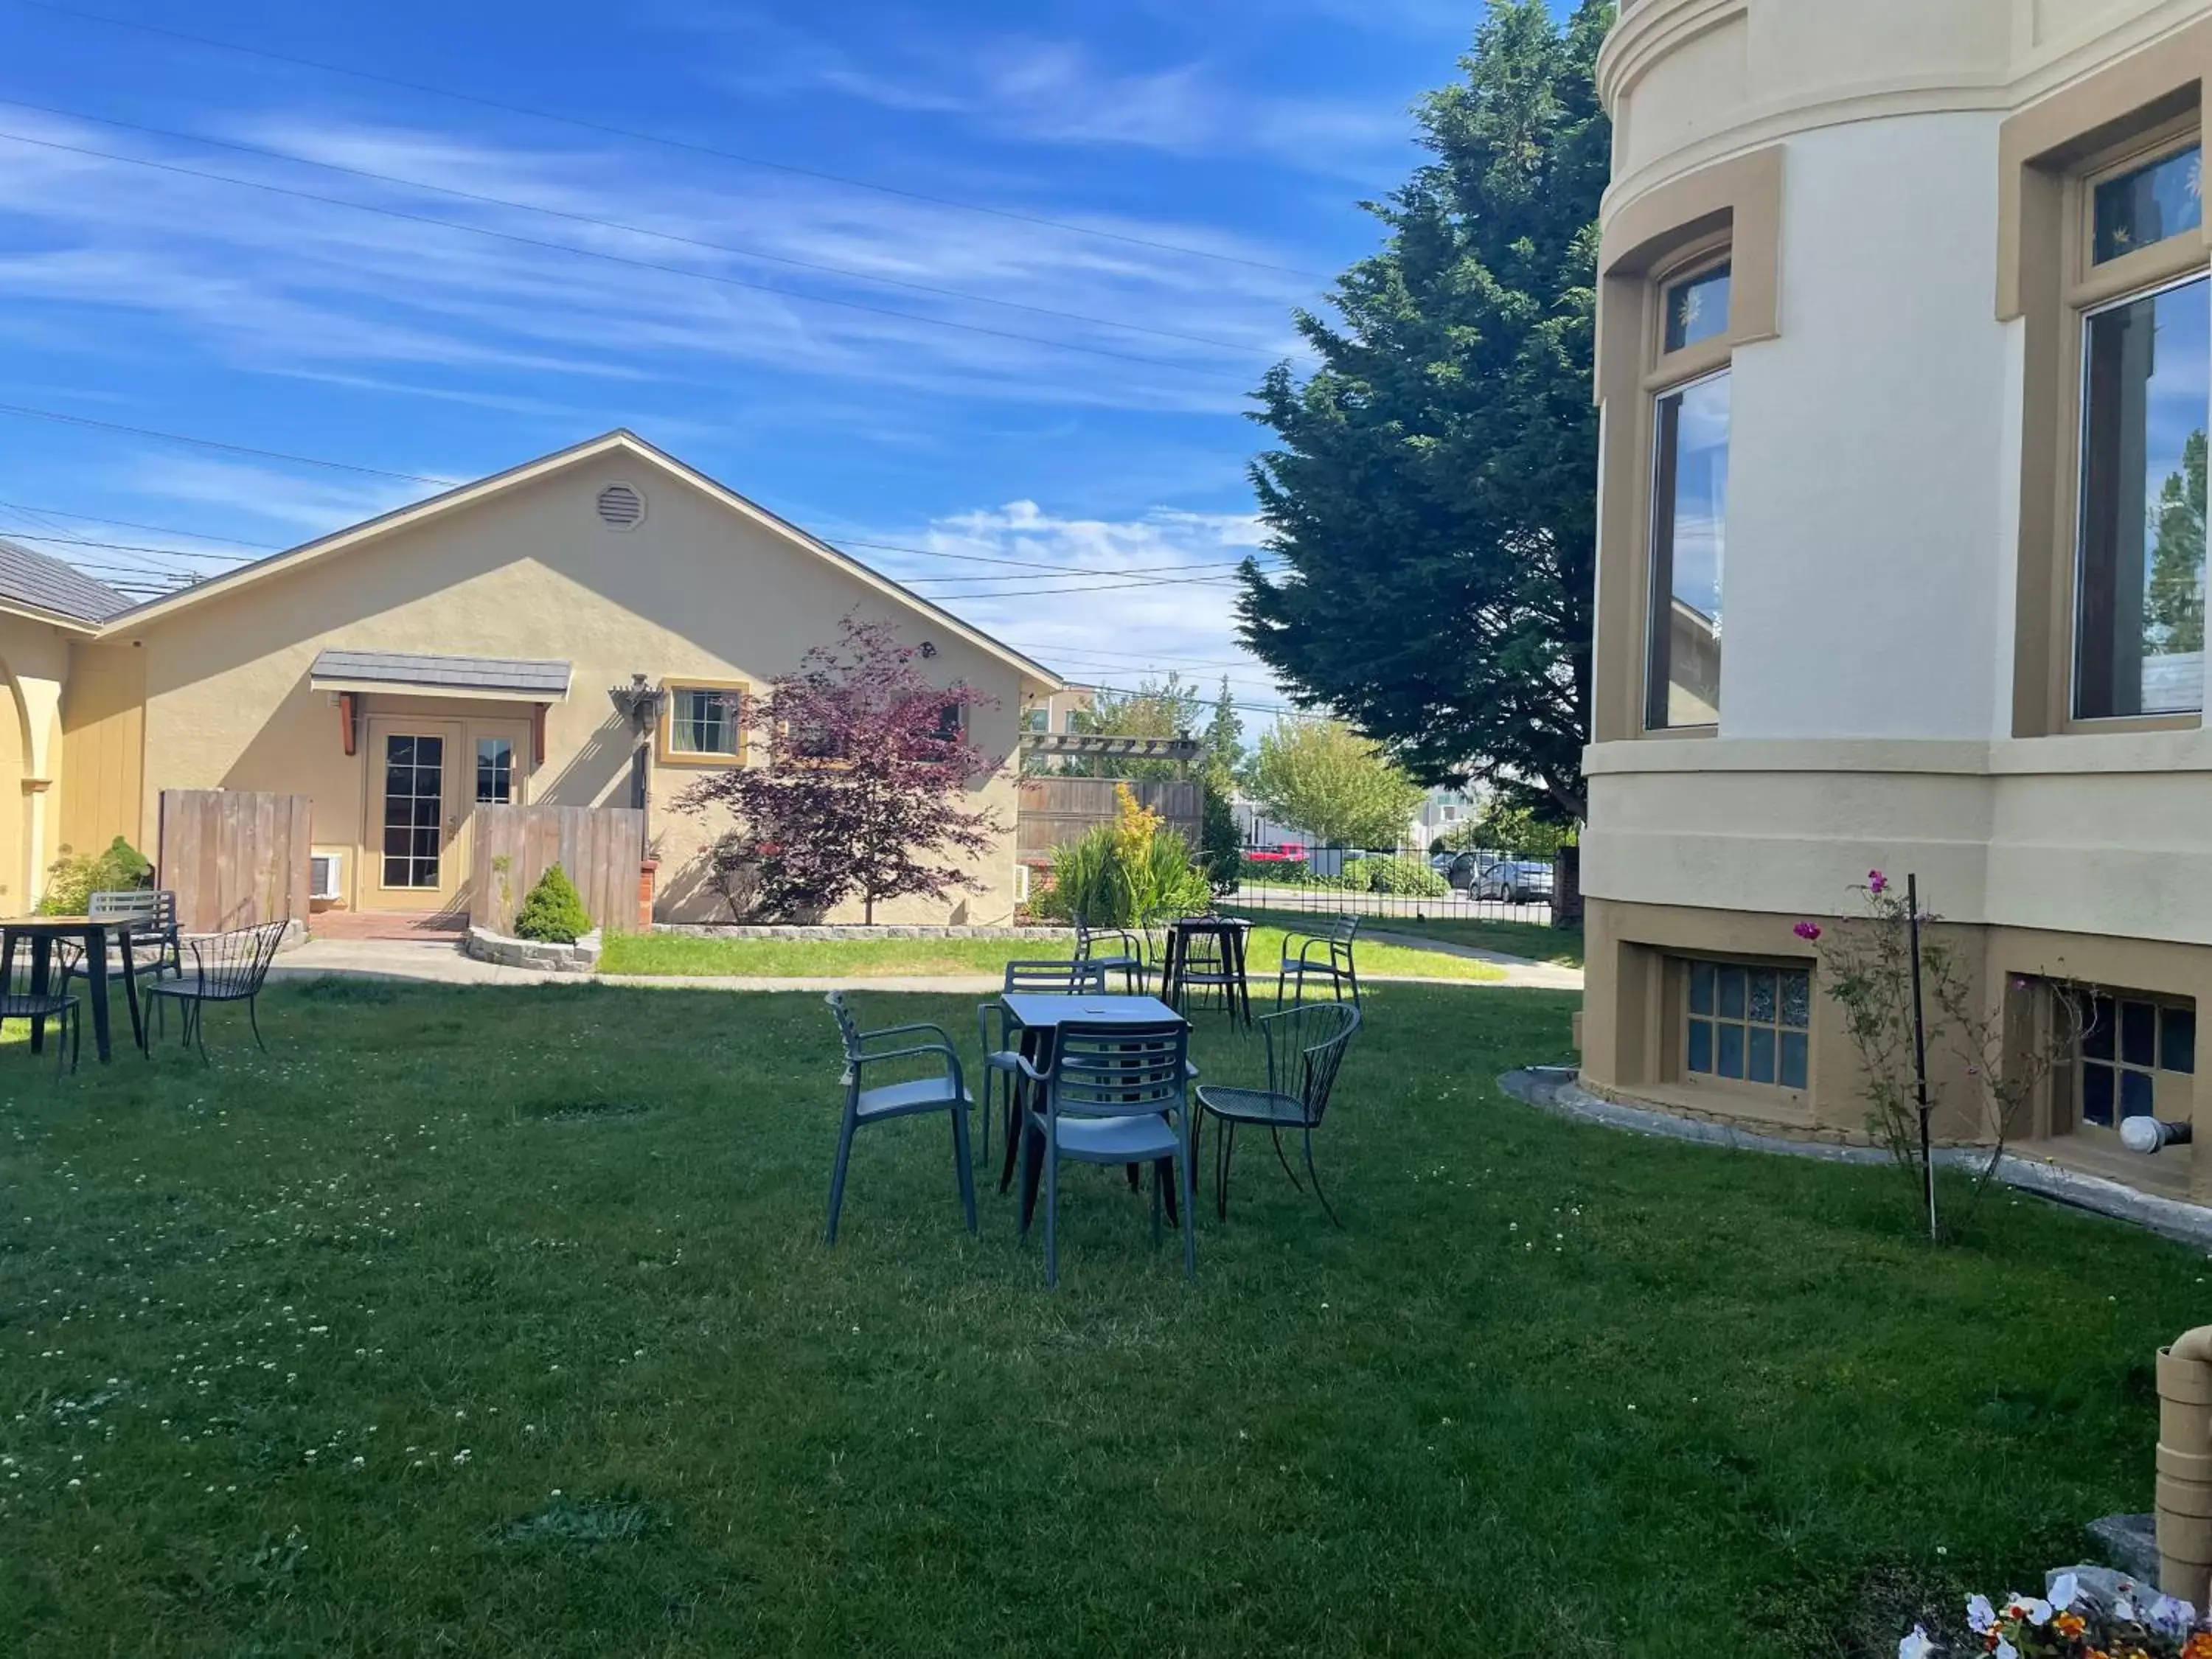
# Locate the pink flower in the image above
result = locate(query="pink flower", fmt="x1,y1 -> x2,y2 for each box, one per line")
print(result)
1792,921 -> 1822,942
1867,870 -> 1888,894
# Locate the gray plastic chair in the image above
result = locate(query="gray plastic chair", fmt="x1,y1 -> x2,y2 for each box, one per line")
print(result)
975,959 -> 1108,1171
824,991 -> 975,1244
1197,1001 -> 1361,1225
1275,915 -> 1362,1009
1016,1019 -> 1194,1287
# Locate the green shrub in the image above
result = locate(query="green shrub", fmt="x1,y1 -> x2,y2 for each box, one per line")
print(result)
38,835 -> 153,915
1034,786 -> 1210,927
1361,855 -> 1449,897
512,863 -> 593,944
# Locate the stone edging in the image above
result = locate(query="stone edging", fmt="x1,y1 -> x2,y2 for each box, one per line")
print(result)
1499,1066 -> 2212,1248
466,925 -> 602,975
653,923 -> 1073,941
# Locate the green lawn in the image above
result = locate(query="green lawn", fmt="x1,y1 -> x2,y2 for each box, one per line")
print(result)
2,979 -> 2200,1656
599,923 -> 1510,983
1223,903 -> 1586,967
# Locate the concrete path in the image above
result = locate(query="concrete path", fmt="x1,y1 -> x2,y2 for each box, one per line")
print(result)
268,935 -> 1585,993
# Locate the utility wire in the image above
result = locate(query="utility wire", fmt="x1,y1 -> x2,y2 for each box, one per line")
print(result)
0,498 -> 280,549
0,97 -> 1274,357
0,403 -> 459,484
0,128 -> 1256,380
7,0 -> 1331,282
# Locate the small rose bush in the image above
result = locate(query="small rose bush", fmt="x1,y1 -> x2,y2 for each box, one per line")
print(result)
1901,1571 -> 2212,1658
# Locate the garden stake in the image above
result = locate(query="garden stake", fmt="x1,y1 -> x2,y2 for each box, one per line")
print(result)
1907,872 -> 1935,1242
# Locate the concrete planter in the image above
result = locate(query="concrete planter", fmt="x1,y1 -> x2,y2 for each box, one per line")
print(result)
465,924 -> 602,974
654,923 -> 1074,942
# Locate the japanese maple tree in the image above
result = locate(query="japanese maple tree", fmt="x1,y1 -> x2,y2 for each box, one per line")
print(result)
675,616 -> 1004,924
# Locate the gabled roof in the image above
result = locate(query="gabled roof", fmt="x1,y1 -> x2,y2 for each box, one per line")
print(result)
0,538 -> 131,627
98,431 -> 1063,689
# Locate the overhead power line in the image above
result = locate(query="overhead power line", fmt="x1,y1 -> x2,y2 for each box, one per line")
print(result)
0,403 -> 459,484
0,97 -> 1272,358
8,0 -> 1332,282
0,498 -> 282,549
0,128 -> 1255,380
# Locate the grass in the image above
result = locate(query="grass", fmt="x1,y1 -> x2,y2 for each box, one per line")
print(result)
1224,903 -> 1585,967
598,922 -> 1511,983
3,978 -> 2204,1656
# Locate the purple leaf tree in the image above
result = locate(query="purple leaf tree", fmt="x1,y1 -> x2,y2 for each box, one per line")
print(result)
676,616 -> 1004,925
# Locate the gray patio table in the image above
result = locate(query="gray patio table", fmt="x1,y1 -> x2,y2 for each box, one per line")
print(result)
997,992 -> 1191,1224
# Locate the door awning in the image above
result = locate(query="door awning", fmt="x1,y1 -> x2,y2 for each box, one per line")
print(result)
310,649 -> 572,703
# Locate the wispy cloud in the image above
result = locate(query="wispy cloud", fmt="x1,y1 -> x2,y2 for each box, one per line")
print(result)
691,17 -> 1415,176
836,499 -> 1290,709
0,105 -> 1313,422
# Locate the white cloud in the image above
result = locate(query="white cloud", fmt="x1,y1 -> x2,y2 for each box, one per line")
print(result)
0,105 -> 1314,419
833,500 -> 1291,713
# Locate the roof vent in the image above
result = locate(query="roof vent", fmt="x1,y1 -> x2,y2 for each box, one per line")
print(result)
595,481 -> 645,530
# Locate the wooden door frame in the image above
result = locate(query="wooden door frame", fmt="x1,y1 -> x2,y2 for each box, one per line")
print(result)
362,716 -> 464,912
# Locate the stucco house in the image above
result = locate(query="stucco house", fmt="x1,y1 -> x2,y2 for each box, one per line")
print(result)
0,431 -> 1061,926
1580,0 -> 2212,1203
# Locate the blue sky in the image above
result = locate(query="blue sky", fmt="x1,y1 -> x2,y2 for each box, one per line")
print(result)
0,0 -> 1493,717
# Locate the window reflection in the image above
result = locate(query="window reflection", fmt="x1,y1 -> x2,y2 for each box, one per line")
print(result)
1646,372 -> 1731,728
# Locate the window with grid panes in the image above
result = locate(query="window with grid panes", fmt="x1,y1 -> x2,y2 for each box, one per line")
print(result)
1684,959 -> 1811,1091
2078,990 -> 2195,1129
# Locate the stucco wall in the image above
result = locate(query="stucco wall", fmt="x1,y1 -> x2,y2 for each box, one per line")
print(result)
110,453 -> 1039,925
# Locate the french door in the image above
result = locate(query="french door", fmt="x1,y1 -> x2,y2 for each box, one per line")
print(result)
364,717 -> 530,911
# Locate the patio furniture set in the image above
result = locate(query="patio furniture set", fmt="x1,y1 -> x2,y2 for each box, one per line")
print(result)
824,912 -> 1368,1287
0,888 -> 286,1072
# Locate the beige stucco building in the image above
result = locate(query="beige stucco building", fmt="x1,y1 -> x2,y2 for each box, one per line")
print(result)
0,431 -> 1059,927
1582,0 -> 2212,1200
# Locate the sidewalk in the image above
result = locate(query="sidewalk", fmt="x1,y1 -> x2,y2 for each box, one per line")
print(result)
268,936 -> 1586,993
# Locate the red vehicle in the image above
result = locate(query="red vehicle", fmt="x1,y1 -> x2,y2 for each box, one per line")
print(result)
1243,843 -> 1307,864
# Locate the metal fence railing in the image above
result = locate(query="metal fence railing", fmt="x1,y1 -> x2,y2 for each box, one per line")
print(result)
1218,839 -> 1567,931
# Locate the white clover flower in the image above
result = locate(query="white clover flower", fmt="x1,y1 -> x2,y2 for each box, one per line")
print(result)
1896,1627 -> 1936,1659
1965,1594 -> 1995,1634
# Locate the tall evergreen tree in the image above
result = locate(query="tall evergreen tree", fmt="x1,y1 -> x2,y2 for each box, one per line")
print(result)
2147,428 -> 2208,653
1237,0 -> 1612,821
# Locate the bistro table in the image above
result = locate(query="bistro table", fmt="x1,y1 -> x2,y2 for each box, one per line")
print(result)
1158,915 -> 1254,1026
0,914 -> 146,1062
995,992 -> 1192,1225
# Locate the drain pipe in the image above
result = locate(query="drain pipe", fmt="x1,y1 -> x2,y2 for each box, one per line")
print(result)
2157,1326 -> 2212,1605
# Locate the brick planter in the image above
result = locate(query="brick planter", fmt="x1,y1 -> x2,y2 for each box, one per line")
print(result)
465,924 -> 602,975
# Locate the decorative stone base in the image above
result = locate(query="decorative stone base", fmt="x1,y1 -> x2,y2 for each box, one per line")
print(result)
655,923 -> 1073,942
465,925 -> 602,974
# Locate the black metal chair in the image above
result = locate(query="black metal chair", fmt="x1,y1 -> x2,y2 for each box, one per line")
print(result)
0,978 -> 79,1076
1074,916 -> 1148,994
145,921 -> 288,1059
975,959 -> 1107,1171
1196,1001 -> 1361,1225
1275,915 -> 1362,1010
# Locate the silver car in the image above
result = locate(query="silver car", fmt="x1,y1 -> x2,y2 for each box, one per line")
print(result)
1472,858 -> 1555,903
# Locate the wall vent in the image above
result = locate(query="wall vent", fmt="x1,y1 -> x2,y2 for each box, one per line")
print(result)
595,481 -> 645,530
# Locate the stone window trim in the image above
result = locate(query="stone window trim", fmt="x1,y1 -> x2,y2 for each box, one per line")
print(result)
1998,18 -> 2212,739
1593,144 -> 1784,746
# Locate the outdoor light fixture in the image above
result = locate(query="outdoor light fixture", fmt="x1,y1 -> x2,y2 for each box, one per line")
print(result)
919,640 -> 938,658
608,672 -> 667,732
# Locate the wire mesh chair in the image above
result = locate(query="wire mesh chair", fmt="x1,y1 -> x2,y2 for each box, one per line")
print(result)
975,959 -> 1107,1172
1196,1001 -> 1361,1225
1016,1019 -> 1194,1288
0,957 -> 79,1077
1073,916 -> 1148,994
1274,915 -> 1362,1010
824,991 -> 976,1244
145,921 -> 288,1059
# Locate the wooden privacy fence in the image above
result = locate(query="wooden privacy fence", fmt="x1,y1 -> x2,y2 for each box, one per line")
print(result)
157,790 -> 313,933
1016,777 -> 1204,861
470,804 -> 646,936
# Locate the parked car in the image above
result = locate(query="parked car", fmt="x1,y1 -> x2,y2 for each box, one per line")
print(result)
1242,843 -> 1307,865
1472,858 -> 1555,904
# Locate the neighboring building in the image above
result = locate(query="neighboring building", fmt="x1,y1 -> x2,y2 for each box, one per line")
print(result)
1409,787 -> 1483,849
1,431 -> 1059,925
1580,0 -> 2212,1202
1022,684 -> 1097,736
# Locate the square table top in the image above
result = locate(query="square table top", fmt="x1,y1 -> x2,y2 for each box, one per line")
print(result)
1001,992 -> 1183,1030
0,915 -> 131,931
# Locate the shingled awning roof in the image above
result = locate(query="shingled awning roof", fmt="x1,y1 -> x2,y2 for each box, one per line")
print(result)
0,538 -> 131,625
309,649 -> 572,701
